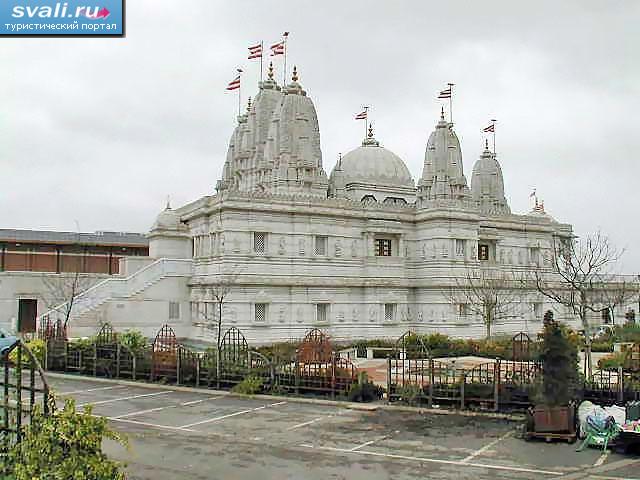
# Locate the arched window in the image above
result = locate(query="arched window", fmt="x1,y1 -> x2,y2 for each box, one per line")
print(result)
361,195 -> 377,204
383,197 -> 407,205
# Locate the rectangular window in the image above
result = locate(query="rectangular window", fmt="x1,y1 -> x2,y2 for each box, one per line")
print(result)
384,303 -> 396,322
169,301 -> 180,320
255,303 -> 267,322
316,303 -> 328,323
209,233 -> 216,255
254,232 -> 266,254
530,247 -> 540,266
375,238 -> 392,257
458,303 -> 469,316
478,244 -> 489,261
455,239 -> 465,256
315,236 -> 327,255
532,303 -> 542,319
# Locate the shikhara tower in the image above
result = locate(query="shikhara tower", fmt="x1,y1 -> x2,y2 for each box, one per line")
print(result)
218,65 -> 328,198
63,65 -> 580,344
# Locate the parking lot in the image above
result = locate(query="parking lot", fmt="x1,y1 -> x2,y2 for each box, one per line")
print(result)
40,374 -> 640,480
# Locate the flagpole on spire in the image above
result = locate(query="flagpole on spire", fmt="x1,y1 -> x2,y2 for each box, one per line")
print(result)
364,106 -> 369,139
491,119 -> 497,154
448,83 -> 454,123
237,68 -> 242,116
226,69 -> 243,117
283,32 -> 289,85
354,106 -> 369,139
260,41 -> 263,84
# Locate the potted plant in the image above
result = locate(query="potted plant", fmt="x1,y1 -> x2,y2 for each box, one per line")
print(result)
529,311 -> 579,437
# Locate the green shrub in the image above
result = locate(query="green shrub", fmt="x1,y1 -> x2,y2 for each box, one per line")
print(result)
591,340 -> 614,352
598,352 -> 628,370
119,329 -> 148,354
9,339 -> 45,367
396,384 -> 423,406
347,381 -> 384,402
464,382 -> 494,398
347,372 -> 384,402
616,323 -> 640,343
3,398 -> 126,479
256,342 -> 298,363
69,337 -> 96,353
231,375 -> 263,395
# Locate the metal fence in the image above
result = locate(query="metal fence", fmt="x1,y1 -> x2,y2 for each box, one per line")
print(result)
41,325 -> 640,410
387,330 -> 640,410
1,339 -> 52,464
43,324 -> 357,398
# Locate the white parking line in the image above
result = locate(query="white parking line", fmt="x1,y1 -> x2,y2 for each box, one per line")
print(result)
100,415 -> 198,433
285,411 -> 346,431
179,401 -> 287,429
78,390 -> 172,407
181,399 -> 210,406
593,451 -> 609,467
462,430 -> 513,463
111,397 -> 221,419
300,444 -> 563,476
349,432 -> 398,452
286,417 -> 325,431
59,385 -> 127,396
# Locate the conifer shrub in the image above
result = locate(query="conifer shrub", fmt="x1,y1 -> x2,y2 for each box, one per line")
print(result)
539,311 -> 579,406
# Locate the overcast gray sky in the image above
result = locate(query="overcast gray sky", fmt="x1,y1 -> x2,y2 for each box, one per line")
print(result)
2,1 -> 639,272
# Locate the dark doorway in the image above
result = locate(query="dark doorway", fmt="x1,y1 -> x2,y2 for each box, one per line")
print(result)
18,298 -> 37,333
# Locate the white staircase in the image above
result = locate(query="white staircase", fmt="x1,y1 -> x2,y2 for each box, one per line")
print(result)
37,258 -> 193,336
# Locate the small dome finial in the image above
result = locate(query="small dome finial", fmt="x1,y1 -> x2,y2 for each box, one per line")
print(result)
165,195 -> 171,210
440,106 -> 445,120
368,123 -> 374,138
485,138 -> 489,150
268,62 -> 274,80
292,65 -> 298,82
246,96 -> 252,112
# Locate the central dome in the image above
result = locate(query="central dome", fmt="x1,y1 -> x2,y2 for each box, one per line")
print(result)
328,126 -> 416,203
337,137 -> 414,189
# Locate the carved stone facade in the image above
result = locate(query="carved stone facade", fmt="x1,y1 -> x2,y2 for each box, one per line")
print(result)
65,68 -> 607,344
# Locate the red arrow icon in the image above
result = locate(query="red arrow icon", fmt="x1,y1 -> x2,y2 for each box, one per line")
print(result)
96,7 -> 110,19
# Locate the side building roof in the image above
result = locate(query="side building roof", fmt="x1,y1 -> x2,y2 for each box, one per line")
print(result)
0,229 -> 149,247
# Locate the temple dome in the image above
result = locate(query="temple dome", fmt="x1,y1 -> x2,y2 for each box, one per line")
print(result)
151,204 -> 181,231
334,131 -> 414,189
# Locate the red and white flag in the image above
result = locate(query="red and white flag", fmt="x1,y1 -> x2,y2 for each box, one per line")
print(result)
270,41 -> 285,56
248,43 -> 262,59
483,123 -> 495,133
354,110 -> 367,120
437,87 -> 452,99
226,74 -> 241,91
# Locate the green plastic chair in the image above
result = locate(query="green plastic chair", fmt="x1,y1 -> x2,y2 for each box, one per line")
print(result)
576,416 -> 620,452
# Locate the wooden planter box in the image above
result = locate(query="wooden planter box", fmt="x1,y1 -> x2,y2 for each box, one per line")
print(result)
525,404 -> 577,443
532,405 -> 575,433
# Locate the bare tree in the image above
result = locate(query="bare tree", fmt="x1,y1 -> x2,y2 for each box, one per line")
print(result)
41,255 -> 95,331
195,265 -> 243,379
590,278 -> 637,326
531,231 -> 630,378
444,266 -> 523,339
